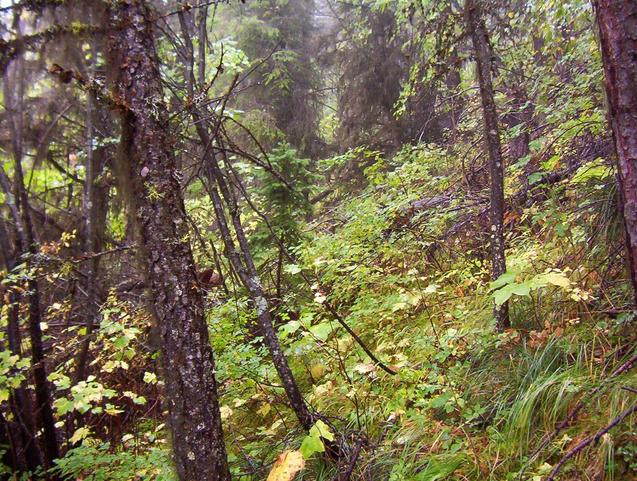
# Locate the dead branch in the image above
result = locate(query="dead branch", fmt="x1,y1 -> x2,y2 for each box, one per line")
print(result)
546,402 -> 637,481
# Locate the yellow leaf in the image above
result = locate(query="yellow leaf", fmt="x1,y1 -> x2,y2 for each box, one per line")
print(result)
70,427 -> 91,444
266,450 -> 305,481
257,403 -> 271,417
220,405 -> 233,420
313,380 -> 334,397
337,337 -> 353,352
266,419 -> 284,435
310,363 -> 326,380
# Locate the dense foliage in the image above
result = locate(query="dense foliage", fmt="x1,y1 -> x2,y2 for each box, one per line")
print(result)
0,1 -> 635,480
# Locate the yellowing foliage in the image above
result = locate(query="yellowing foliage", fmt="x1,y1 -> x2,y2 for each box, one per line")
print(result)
266,450 -> 305,481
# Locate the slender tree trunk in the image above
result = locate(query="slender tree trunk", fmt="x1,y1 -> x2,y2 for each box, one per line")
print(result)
12,96 -> 60,474
73,144 -> 107,384
199,135 -> 314,430
212,142 -> 314,430
593,0 -> 637,307
106,3 -> 229,480
74,37 -> 109,384
0,412 -> 20,472
0,219 -> 43,472
177,9 -> 314,431
3,22 -> 60,467
465,0 -> 510,330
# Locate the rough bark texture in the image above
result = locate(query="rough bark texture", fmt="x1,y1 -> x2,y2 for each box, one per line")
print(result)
106,2 -> 230,480
465,0 -> 510,330
594,0 -> 637,307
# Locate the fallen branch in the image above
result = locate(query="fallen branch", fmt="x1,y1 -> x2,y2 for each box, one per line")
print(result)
546,401 -> 637,481
321,299 -> 397,376
390,154 -> 594,238
337,438 -> 363,481
531,351 -> 637,462
423,160 -> 590,254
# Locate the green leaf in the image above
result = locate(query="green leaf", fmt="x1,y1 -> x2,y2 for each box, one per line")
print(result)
490,271 -> 517,290
113,335 -> 129,350
284,264 -> 302,275
415,456 -> 462,481
309,322 -> 332,341
300,434 -> 324,459
493,282 -> 531,305
570,159 -> 611,184
69,427 -> 91,444
528,172 -> 545,185
513,154 -> 531,168
510,282 -> 531,297
430,391 -> 452,409
280,320 -> 301,337
309,420 -> 334,442
54,398 -> 75,416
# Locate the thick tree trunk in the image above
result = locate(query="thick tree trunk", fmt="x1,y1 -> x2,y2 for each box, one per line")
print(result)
594,0 -> 637,307
106,2 -> 230,480
465,0 -> 510,330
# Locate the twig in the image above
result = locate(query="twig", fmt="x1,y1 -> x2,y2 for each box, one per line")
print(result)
546,402 -> 637,481
531,351 -> 637,461
56,245 -> 134,265
338,438 -> 363,481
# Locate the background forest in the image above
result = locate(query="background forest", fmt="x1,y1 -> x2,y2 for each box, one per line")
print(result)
0,1 -> 636,480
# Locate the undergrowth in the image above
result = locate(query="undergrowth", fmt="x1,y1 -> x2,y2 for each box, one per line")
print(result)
52,138 -> 637,481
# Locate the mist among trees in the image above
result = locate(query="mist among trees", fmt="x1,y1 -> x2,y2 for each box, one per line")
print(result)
0,1 -> 636,480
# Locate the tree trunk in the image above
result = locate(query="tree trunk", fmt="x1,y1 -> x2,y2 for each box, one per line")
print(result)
106,2 -> 230,480
594,0 -> 637,307
205,143 -> 314,430
0,219 -> 43,472
74,45 -> 110,384
177,9 -> 314,431
465,0 -> 510,330
2,22 -> 60,467
13,97 -> 61,474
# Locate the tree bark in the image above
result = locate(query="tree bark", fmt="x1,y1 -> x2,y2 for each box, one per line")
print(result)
74,33 -> 110,384
106,2 -> 230,480
465,0 -> 510,330
594,0 -> 637,307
